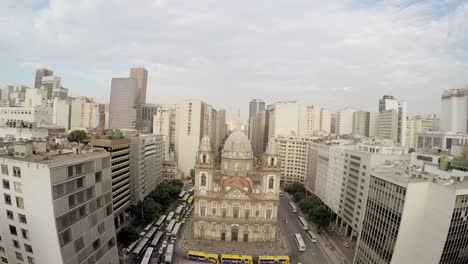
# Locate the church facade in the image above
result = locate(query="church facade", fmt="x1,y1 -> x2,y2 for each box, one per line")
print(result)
192,131 -> 281,242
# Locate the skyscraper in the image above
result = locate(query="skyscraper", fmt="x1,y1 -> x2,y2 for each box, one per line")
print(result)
440,86 -> 468,133
108,77 -> 137,129
41,75 -> 61,100
130,67 -> 148,131
34,68 -> 53,89
378,95 -> 407,145
248,99 -> 265,137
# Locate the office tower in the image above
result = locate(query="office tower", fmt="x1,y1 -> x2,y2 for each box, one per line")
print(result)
305,105 -> 332,135
24,88 -> 47,107
378,95 -> 407,145
266,101 -> 307,142
215,109 -> 227,153
130,67 -> 148,131
34,68 -> 53,89
249,111 -> 266,158
335,108 -> 359,135
405,115 -> 436,148
52,86 -> 68,100
91,132 -> 131,228
354,163 -> 468,264
53,98 -> 71,130
440,86 -> 468,133
276,135 -> 317,186
193,133 -> 281,242
41,76 -> 61,100
330,113 -> 337,134
248,99 -> 265,137
70,97 -> 97,131
153,104 -> 177,160
108,77 -> 137,130
129,134 -> 164,203
0,106 -> 53,127
0,141 -> 118,264
353,111 -> 379,137
140,104 -> 158,133
174,100 -> 216,176
98,104 -> 109,131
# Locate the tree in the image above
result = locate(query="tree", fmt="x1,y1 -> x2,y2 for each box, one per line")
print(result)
309,205 -> 332,230
298,197 -> 321,212
285,182 -> 305,195
69,130 -> 87,143
117,226 -> 139,246
142,198 -> 162,221
294,192 -> 306,203
170,179 -> 184,188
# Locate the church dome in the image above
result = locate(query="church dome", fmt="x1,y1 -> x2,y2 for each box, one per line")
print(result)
222,131 -> 253,159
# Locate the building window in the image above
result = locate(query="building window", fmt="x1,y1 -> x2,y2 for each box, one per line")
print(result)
200,174 -> 207,187
1,256 -> 8,263
95,171 -> 102,183
233,207 -> 239,218
12,167 -> 20,177
10,225 -> 17,236
6,210 -> 13,220
15,252 -> 23,261
67,166 -> 73,177
74,237 -> 84,252
200,206 -> 206,217
212,208 -> 216,216
18,214 -> 27,224
12,240 -> 20,248
76,178 -> 83,188
16,197 -> 24,209
13,182 -> 22,193
245,209 -> 250,219
24,244 -> 32,253
2,180 -> 9,190
68,195 -> 76,209
27,256 -> 35,264
268,177 -> 274,189
92,238 -> 101,250
222,208 -> 227,218
1,165 -> 8,175
266,209 -> 272,219
4,194 -> 11,205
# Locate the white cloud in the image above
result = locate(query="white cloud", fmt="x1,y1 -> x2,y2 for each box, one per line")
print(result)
0,0 -> 467,117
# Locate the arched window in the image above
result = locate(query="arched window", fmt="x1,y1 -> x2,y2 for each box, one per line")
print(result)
201,174 -> 207,186
269,157 -> 274,166
268,177 -> 274,189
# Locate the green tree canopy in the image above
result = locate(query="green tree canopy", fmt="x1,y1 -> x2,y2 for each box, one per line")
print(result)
285,182 -> 305,194
69,130 -> 87,143
294,192 -> 306,203
309,205 -> 332,230
117,226 -> 139,246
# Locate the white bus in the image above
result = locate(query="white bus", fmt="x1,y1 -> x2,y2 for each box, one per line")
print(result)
175,205 -> 184,215
144,226 -> 158,239
143,222 -> 153,232
178,190 -> 186,199
132,237 -> 150,259
165,243 -> 174,263
166,212 -> 175,222
141,246 -> 155,264
306,230 -> 318,243
188,187 -> 195,194
151,231 -> 164,247
298,216 -> 309,230
124,238 -> 140,255
171,222 -> 182,238
182,193 -> 190,202
166,219 -> 176,235
294,233 -> 306,252
289,202 -> 297,213
155,215 -> 166,227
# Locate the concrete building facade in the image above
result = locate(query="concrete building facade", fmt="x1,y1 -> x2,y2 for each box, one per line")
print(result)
440,87 -> 468,133
405,115 -> 436,148
336,108 -> 359,135
109,78 -> 137,130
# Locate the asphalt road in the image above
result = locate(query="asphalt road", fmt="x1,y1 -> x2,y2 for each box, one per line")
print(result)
278,194 -> 330,264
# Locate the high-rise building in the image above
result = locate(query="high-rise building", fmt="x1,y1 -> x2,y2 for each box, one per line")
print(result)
130,67 -> 148,131
249,111 -> 266,158
354,162 -> 468,264
140,104 -> 158,133
153,104 -> 177,160
0,142 -> 119,264
405,115 -> 436,148
174,100 -> 216,176
70,97 -> 97,130
378,95 -> 407,145
34,68 -> 53,89
98,104 -> 109,131
215,109 -> 227,154
108,77 -> 137,130
352,111 -> 378,137
248,99 -> 265,136
91,132 -> 131,228
335,108 -> 359,135
193,133 -> 281,242
23,88 -> 47,107
266,101 -> 307,142
305,105 -> 331,135
41,75 -> 61,100
440,86 -> 468,133
53,98 -> 71,130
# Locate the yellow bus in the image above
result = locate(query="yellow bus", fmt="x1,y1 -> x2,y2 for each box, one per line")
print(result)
187,196 -> 194,204
220,254 -> 253,264
258,256 -> 290,264
187,251 -> 219,263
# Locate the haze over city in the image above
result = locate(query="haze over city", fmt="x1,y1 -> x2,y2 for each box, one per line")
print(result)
2,0 -> 468,117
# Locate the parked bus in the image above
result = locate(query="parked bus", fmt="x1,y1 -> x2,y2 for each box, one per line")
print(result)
141,246 -> 155,264
166,212 -> 175,222
155,215 -> 166,227
144,222 -> 154,232
258,256 -> 290,264
220,254 -> 253,264
188,187 -> 195,194
289,202 -> 297,213
132,237 -> 150,259
175,205 -> 184,216
182,193 -> 190,202
294,233 -> 306,252
187,251 -> 219,263
187,196 -> 194,205
171,222 -> 182,238
144,226 -> 158,239
306,230 -> 318,243
124,238 -> 140,255
298,216 -> 309,230
151,231 -> 164,247
178,190 -> 186,199
164,243 -> 174,263
166,219 -> 176,235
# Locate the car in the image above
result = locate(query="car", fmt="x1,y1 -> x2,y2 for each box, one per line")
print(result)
343,242 -> 350,248
181,218 -> 186,224
161,240 -> 168,248
158,246 -> 164,255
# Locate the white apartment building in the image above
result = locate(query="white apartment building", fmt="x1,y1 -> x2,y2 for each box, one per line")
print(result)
354,162 -> 468,264
335,108 -> 359,135
0,123 -> 48,141
440,87 -> 468,133
378,95 -> 407,145
306,105 -> 331,135
0,142 -> 118,264
53,98 -> 71,130
416,131 -> 468,151
0,106 -> 52,127
40,75 -> 61,100
275,135 -> 318,185
352,111 -> 378,137
405,115 -> 436,148
23,88 -> 47,107
377,109 -> 398,142
70,97 -> 97,131
174,100 -> 216,176
129,134 -> 164,203
266,101 -> 307,141
153,104 -> 177,160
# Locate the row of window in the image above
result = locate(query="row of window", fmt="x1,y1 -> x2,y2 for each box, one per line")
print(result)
1,165 -> 21,177
4,194 -> 24,209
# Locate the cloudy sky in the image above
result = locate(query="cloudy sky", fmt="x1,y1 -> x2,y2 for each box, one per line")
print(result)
1,0 -> 467,119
